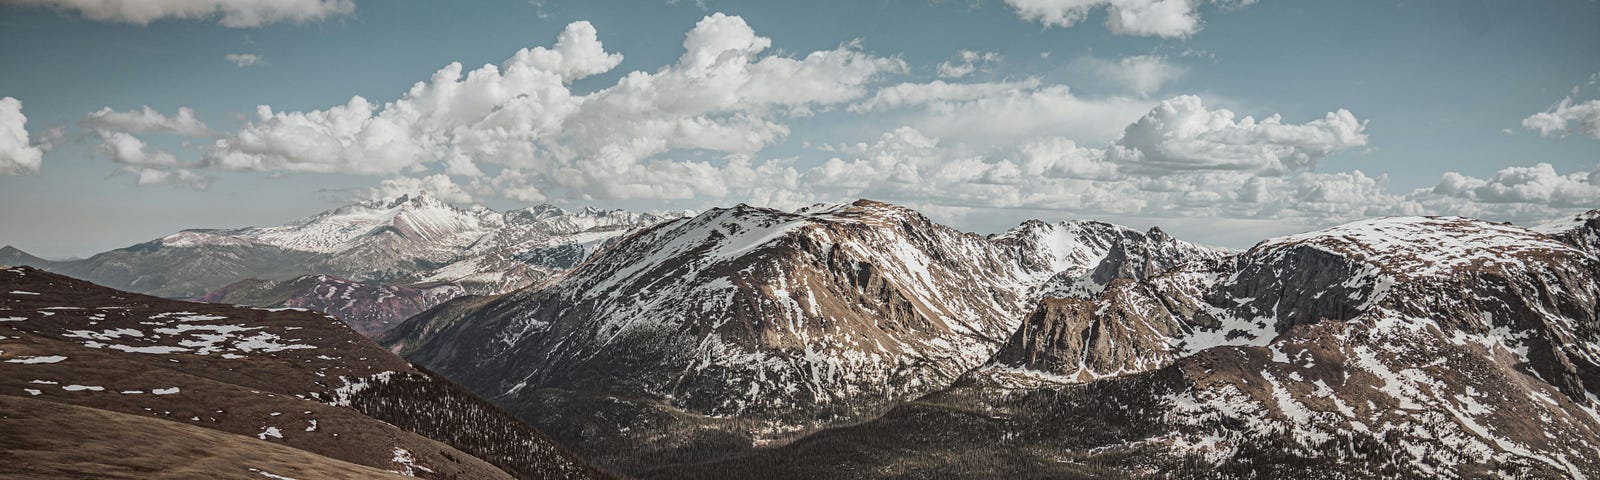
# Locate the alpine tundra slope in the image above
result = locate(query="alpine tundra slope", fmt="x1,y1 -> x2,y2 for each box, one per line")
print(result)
0,266 -> 607,480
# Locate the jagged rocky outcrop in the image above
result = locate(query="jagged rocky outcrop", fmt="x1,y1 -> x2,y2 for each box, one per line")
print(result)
655,213 -> 1600,479
0,266 -> 607,479
991,219 -> 1222,299
3,193 -> 677,298
390,199 -> 1221,472
196,274 -> 468,337
414,204 -> 663,294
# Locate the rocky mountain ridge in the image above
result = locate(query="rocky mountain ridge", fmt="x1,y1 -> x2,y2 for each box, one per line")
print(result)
2,193 -> 680,299
652,212 -> 1600,479
195,274 -> 467,337
389,199 -> 1223,472
15,194 -> 1597,478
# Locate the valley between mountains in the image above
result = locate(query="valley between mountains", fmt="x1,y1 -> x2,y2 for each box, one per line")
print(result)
4,195 -> 1600,479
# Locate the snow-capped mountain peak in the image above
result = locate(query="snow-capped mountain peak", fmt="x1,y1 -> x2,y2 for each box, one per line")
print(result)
10,193 -> 678,298
506,203 -> 572,222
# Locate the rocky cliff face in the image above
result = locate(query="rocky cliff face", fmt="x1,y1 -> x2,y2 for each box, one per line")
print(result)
391,199 -> 1221,472
1139,216 -> 1600,477
654,212 -> 1600,479
984,216 -> 1600,384
990,219 -> 1223,299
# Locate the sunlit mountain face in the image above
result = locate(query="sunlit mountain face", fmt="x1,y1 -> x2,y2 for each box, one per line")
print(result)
2,1 -> 1598,478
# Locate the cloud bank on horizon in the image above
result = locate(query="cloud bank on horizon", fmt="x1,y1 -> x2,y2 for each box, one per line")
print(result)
2,0 -> 1597,251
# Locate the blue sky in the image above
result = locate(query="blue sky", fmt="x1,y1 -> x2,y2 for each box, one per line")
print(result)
1,0 -> 1597,257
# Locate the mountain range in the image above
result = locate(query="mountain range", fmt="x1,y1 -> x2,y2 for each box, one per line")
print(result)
1,193 -> 681,299
1,193 -> 682,337
388,201 -> 1600,478
6,197 -> 1599,479
385,199 -> 1225,472
649,211 -> 1600,478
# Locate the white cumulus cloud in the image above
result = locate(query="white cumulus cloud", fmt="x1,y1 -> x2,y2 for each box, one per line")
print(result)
1106,95 -> 1368,176
67,11 -> 1590,235
5,0 -> 355,27
95,131 -> 181,167
78,106 -> 217,186
370,174 -> 474,204
1006,0 -> 1116,29
936,50 -> 1000,79
796,123 -> 1388,223
1430,163 -> 1600,208
792,96 -> 1587,231
1376,163 -> 1600,227
1004,0 -> 1246,38
129,167 -> 209,189
872,84 -> 1156,147
1522,97 -> 1600,139
198,14 -> 902,202
1103,0 -> 1201,37
81,105 -> 215,136
0,97 -> 46,175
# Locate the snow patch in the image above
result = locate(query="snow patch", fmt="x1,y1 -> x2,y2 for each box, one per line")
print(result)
257,426 -> 283,440
5,355 -> 66,364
